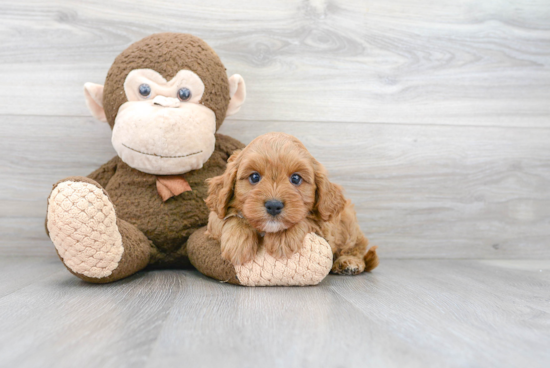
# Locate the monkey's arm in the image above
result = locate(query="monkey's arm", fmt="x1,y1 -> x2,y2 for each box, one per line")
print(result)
87,156 -> 121,188
188,227 -> 333,286
215,133 -> 245,161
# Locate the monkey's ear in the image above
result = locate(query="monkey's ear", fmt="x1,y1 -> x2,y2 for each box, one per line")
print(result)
84,83 -> 107,122
226,74 -> 246,117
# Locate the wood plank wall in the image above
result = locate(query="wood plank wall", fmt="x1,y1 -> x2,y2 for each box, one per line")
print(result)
1,0 -> 549,258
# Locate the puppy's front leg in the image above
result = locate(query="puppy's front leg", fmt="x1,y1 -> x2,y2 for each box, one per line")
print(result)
206,211 -> 224,240
220,217 -> 259,265
264,221 -> 310,259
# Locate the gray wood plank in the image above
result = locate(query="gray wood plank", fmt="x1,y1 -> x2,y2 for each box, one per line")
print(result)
0,259 -> 549,368
0,269 -> 185,368
0,256 -> 60,298
0,0 -> 549,126
144,271 -> 439,368
329,259 -> 550,368
2,115 -> 549,258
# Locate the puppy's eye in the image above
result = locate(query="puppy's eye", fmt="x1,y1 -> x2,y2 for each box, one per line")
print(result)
290,173 -> 303,185
139,84 -> 151,97
178,88 -> 192,101
249,172 -> 261,184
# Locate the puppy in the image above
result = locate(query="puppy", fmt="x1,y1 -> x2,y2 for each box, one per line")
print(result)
205,132 -> 379,275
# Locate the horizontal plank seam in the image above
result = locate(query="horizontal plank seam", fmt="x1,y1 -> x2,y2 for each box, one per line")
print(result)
0,253 -> 549,261
0,114 -> 549,130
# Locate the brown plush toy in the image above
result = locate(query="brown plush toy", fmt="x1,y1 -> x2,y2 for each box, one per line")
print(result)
46,33 -> 333,286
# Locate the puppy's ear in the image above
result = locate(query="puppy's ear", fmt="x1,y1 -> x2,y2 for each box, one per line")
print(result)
314,161 -> 346,221
205,150 -> 242,218
227,149 -> 241,163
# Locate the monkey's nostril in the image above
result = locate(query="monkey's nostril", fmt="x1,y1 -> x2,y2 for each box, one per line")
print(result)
152,96 -> 180,108
265,200 -> 284,216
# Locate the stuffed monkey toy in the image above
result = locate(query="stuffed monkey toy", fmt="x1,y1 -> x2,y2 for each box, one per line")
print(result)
45,33 -> 332,286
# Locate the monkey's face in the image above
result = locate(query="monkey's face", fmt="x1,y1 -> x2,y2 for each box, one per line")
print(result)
84,34 -> 246,176
110,69 -> 216,175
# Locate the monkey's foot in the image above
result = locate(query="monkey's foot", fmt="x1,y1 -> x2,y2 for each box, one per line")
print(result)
46,178 -> 124,279
235,233 -> 333,286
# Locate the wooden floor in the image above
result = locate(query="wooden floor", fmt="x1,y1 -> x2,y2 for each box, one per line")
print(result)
0,257 -> 548,368
1,0 -> 549,367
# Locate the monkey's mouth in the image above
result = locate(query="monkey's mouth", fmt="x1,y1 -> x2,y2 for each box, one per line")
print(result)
122,143 -> 202,159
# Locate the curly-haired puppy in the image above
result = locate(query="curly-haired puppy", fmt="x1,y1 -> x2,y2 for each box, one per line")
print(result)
205,132 -> 379,275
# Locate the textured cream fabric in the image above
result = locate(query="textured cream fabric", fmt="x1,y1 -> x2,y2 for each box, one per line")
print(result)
47,181 -> 123,278
234,233 -> 333,286
112,101 -> 216,175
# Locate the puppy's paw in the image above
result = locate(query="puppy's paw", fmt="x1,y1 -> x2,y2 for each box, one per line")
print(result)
220,225 -> 259,265
331,256 -> 366,276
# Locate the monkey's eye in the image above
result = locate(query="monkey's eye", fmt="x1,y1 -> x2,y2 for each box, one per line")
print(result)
138,84 -> 151,97
178,88 -> 192,101
249,172 -> 261,185
290,173 -> 303,185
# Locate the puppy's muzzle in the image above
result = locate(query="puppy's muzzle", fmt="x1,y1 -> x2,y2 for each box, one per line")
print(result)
265,200 -> 284,216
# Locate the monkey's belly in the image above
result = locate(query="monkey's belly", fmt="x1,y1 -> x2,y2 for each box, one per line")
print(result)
103,165 -> 211,254
94,136 -> 241,257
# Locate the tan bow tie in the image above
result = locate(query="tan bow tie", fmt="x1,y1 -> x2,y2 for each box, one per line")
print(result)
156,175 -> 192,202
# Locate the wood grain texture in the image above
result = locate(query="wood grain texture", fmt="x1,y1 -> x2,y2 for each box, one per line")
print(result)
0,267 -> 185,368
0,0 -> 549,257
0,0 -> 549,126
145,271 -> 430,368
0,258 -> 548,368
2,115 -> 549,258
1,2 -> 549,367
330,260 -> 550,368
0,257 -> 60,298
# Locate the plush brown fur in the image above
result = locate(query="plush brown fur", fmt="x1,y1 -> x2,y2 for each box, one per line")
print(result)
205,132 -> 379,275
103,33 -> 230,130
45,132 -> 244,284
88,133 -> 244,268
187,226 -> 241,285
45,34 -> 247,284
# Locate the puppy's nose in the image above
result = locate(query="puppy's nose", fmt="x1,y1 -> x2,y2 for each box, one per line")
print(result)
265,200 -> 284,216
